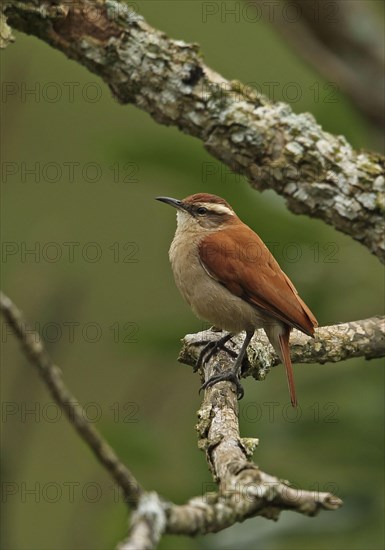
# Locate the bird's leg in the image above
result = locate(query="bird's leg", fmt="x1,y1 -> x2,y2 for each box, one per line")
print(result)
200,330 -> 254,399
192,331 -> 236,372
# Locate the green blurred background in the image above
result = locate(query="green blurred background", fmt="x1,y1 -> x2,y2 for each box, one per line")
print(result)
1,1 -> 384,549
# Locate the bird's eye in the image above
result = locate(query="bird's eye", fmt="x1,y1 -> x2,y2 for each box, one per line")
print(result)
196,207 -> 208,215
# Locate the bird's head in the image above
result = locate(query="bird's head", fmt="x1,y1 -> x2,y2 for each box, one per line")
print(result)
156,193 -> 237,231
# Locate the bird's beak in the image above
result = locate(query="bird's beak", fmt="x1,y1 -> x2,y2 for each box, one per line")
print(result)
156,196 -> 187,211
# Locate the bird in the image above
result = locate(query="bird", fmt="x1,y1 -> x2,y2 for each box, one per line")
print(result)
156,193 -> 318,406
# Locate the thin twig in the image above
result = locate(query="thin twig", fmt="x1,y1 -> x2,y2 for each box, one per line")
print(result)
0,291 -> 143,506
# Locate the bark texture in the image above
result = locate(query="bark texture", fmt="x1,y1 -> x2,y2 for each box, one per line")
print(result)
2,2 -> 380,547
1,291 -> 343,548
180,316 -> 385,383
4,0 -> 385,262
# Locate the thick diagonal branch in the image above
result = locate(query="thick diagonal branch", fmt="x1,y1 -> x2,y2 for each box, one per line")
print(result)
3,0 -> 385,261
180,316 -> 385,381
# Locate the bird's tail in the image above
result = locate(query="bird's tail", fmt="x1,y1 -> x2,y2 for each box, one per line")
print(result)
265,323 -> 297,408
278,328 -> 297,408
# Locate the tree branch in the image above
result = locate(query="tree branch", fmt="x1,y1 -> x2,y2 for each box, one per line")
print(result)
253,0 -> 385,131
3,0 -> 385,262
0,291 -> 143,506
118,493 -> 166,550
180,316 -> 385,382
0,8 -> 15,47
1,290 -> 343,546
168,351 -> 342,535
165,479 -> 341,535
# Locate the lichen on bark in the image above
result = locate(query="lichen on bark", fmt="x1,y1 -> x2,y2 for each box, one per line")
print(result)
4,0 -> 385,261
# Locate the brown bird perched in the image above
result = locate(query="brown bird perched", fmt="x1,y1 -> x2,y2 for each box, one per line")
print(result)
156,193 -> 318,406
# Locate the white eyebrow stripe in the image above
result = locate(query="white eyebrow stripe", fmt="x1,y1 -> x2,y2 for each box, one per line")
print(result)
200,203 -> 234,216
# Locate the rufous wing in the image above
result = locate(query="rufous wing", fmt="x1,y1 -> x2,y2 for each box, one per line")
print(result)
199,222 -> 318,336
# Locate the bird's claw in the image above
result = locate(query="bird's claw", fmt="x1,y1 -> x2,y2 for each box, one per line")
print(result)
192,335 -> 236,372
199,371 -> 244,400
194,340 -> 216,372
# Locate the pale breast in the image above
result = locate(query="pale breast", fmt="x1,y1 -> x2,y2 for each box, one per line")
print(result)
169,230 -> 266,334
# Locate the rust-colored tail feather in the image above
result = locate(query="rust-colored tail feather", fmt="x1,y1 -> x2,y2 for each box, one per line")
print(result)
278,330 -> 297,408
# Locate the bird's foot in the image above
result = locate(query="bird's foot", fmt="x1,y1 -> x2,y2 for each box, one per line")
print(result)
199,370 -> 244,400
192,334 -> 236,372
193,340 -> 216,372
